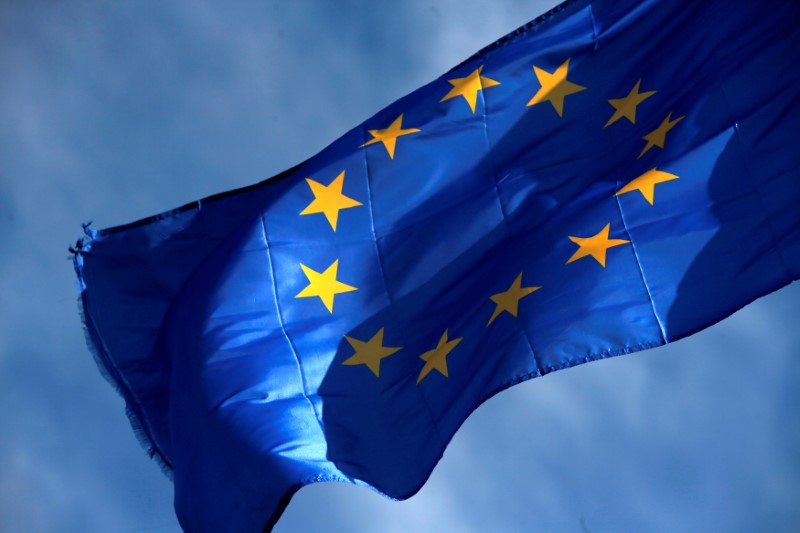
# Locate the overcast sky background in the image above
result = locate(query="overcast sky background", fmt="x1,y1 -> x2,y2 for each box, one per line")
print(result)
1,1 -> 798,532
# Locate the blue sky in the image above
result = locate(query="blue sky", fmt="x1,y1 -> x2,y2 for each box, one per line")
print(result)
1,1 -> 798,531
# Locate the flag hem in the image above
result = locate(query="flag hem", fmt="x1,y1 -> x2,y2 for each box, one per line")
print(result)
70,233 -> 175,477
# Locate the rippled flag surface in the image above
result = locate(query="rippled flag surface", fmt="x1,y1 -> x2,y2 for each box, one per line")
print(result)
73,0 -> 800,530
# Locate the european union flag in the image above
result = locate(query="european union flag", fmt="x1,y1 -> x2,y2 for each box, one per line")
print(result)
72,0 -> 799,530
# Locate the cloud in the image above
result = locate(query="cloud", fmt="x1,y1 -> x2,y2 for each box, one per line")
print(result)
1,0 -> 797,531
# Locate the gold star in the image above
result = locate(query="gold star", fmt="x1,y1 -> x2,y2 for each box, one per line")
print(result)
566,223 -> 630,267
299,171 -> 362,231
638,111 -> 685,159
487,273 -> 540,326
440,65 -> 501,113
359,114 -> 420,159
342,327 -> 402,378
526,57 -> 587,117
416,329 -> 463,385
295,259 -> 357,313
616,167 -> 679,205
604,79 -> 656,128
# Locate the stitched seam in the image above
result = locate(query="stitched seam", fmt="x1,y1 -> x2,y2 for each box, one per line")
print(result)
476,74 -> 544,377
359,133 -> 446,448
588,0 -> 667,344
613,195 -> 667,342
588,0 -> 600,52
259,213 -> 327,438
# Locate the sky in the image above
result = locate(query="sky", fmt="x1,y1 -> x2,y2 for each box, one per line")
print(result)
1,1 -> 798,532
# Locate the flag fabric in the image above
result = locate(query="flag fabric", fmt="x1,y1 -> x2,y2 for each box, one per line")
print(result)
72,0 -> 799,530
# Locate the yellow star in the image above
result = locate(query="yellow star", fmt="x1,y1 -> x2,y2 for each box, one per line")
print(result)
487,273 -> 541,326
440,65 -> 501,113
299,170 -> 362,231
566,223 -> 630,267
638,111 -> 685,159
359,114 -> 420,159
616,167 -> 679,205
342,327 -> 402,378
604,79 -> 656,128
526,57 -> 587,117
295,259 -> 357,313
416,329 -> 463,385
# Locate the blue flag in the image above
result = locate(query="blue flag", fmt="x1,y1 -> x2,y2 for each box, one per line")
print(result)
73,0 -> 799,530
